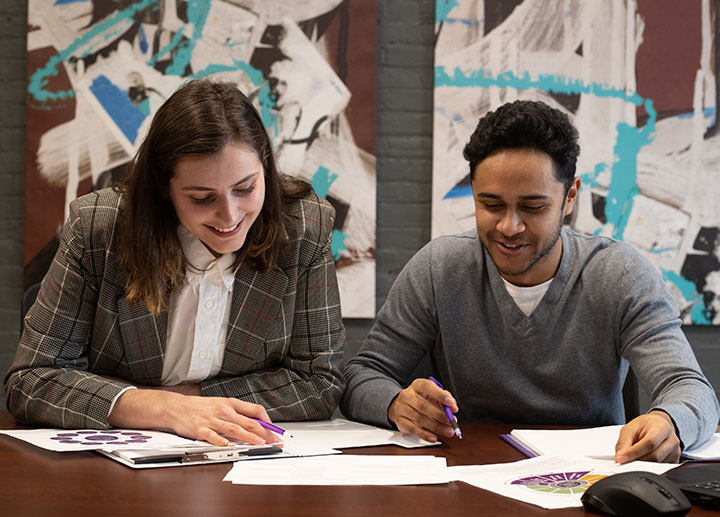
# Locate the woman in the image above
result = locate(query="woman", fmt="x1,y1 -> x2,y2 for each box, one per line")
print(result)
5,79 -> 345,446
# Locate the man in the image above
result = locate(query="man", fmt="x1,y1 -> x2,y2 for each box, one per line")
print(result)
341,100 -> 719,463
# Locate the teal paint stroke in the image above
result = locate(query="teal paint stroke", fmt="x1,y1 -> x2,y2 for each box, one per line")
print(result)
579,162 -> 607,189
434,66 -> 648,105
29,0 -> 277,133
310,165 -> 338,198
662,270 -> 711,324
154,0 -> 212,76
434,65 -> 656,242
310,166 -> 349,260
28,0 -> 159,103
649,247 -> 678,255
434,65 -> 712,324
436,0 -> 460,23
604,122 -> 645,241
191,60 -> 279,138
331,229 -> 349,262
146,23 -> 187,68
443,17 -> 480,27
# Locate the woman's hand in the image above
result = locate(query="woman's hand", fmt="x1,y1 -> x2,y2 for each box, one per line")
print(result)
108,389 -> 278,446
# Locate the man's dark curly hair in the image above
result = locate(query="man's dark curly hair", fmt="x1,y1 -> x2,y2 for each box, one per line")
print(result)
463,100 -> 580,193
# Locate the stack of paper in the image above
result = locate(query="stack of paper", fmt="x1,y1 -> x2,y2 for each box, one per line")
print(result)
224,455 -> 451,485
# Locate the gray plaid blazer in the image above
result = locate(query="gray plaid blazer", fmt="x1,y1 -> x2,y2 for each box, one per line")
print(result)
6,188 -> 345,428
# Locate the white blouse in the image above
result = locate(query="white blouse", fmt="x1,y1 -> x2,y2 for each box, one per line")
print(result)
161,225 -> 236,385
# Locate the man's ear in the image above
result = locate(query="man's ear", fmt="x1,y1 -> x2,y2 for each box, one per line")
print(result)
563,177 -> 581,216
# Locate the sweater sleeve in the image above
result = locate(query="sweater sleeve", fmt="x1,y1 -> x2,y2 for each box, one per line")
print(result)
341,242 -> 439,427
617,249 -> 720,449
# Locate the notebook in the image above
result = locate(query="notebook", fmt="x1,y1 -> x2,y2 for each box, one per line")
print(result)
665,463 -> 720,508
501,427 -> 720,461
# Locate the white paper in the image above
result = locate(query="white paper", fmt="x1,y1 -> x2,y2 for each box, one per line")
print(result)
449,455 -> 677,510
277,419 -> 440,449
684,433 -> 720,460
510,425 -> 624,459
0,428 -> 196,452
224,454 -> 451,486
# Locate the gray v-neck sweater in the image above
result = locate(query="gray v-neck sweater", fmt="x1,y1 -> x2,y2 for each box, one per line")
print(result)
341,228 -> 719,450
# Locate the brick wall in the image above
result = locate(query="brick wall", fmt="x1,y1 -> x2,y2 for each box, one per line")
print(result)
1,0 -> 718,414
0,0 -> 27,411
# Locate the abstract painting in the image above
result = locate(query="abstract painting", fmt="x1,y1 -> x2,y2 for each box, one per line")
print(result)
25,0 -> 376,317
433,0 -> 720,324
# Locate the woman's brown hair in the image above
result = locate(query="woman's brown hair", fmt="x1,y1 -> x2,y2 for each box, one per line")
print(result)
116,78 -> 311,313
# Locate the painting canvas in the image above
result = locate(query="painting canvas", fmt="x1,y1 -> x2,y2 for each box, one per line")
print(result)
25,0 -> 377,317
433,0 -> 720,324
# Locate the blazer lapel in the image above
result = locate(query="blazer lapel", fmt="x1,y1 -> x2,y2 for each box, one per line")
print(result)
117,297 -> 167,385
221,265 -> 289,374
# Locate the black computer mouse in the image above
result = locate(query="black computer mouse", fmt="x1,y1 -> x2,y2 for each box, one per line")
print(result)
581,471 -> 691,516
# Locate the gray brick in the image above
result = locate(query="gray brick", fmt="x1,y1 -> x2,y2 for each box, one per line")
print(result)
377,201 -> 429,224
0,154 -> 26,179
0,195 -> 23,217
0,13 -> 28,38
0,102 -> 27,127
0,57 -> 26,81
344,320 -> 373,351
381,0 -> 432,22
377,180 -> 431,203
377,135 -> 432,156
0,128 -> 25,150
0,252 -> 24,267
378,157 -> 432,180
375,248 -> 420,269
378,227 -> 431,250
379,67 -> 434,89
378,111 -> 432,134
0,80 -> 27,94
380,44 -> 433,68
0,228 -> 23,243
0,0 -> 28,16
382,22 -> 434,45
0,288 -> 23,307
379,88 -> 431,111
0,307 -> 21,329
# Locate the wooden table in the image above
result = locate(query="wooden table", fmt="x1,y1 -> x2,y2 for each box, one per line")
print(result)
0,411 -> 716,516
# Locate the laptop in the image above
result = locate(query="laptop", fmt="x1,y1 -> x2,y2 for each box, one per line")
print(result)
665,463 -> 720,508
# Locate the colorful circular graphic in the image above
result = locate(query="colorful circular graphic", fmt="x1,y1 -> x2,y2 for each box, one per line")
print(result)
49,430 -> 153,446
510,471 -> 607,495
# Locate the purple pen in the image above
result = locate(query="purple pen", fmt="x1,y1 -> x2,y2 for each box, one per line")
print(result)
428,376 -> 463,439
252,418 -> 294,438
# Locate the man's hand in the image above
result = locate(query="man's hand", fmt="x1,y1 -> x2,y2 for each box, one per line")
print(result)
108,389 -> 278,446
614,410 -> 681,464
387,378 -> 459,442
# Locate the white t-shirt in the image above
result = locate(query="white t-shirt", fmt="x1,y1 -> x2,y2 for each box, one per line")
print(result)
501,276 -> 553,317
